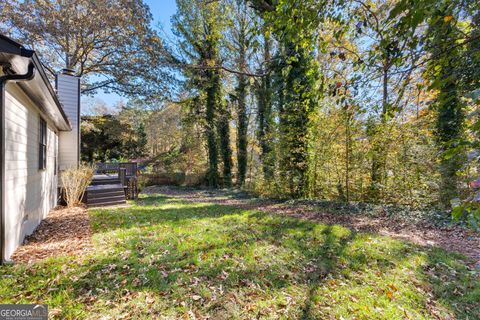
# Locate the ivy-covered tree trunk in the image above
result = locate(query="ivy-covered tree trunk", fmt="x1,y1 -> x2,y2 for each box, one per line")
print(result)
236,73 -> 248,186
256,35 -> 274,181
218,99 -> 233,187
204,19 -> 224,188
279,45 -> 318,197
436,77 -> 463,207
250,0 -> 322,196
234,26 -> 248,187
205,68 -> 220,187
465,10 -> 480,91
428,7 -> 464,207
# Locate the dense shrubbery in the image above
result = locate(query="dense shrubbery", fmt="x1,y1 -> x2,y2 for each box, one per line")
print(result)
78,0 -> 478,223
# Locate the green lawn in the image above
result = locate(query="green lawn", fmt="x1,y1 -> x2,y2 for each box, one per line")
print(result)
1,194 -> 479,319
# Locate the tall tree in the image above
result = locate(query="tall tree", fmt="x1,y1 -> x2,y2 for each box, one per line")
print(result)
279,45 -> 319,196
341,0 -> 422,200
172,0 -> 230,187
427,4 -> 465,206
226,0 -> 254,186
218,98 -> 233,186
256,33 -> 275,181
0,0 -> 171,99
251,0 -> 322,197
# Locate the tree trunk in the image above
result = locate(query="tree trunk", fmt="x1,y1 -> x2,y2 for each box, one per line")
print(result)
218,99 -> 233,187
236,27 -> 248,187
205,68 -> 220,187
236,74 -> 248,186
428,7 -> 464,207
279,44 -> 317,197
256,35 -> 274,181
370,63 -> 389,200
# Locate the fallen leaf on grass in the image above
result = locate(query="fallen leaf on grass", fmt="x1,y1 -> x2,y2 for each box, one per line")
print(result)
386,290 -> 394,300
192,294 -> 202,301
49,308 -> 62,317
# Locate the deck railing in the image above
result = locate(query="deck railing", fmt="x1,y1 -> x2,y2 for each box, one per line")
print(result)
95,162 -> 138,177
95,162 -> 139,199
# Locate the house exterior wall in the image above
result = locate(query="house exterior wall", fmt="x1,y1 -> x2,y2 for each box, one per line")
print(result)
3,83 -> 58,261
57,73 -> 80,171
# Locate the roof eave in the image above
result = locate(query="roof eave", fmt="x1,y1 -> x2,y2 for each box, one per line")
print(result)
0,35 -> 72,131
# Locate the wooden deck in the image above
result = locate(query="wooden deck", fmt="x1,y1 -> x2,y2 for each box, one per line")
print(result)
86,163 -> 139,207
86,174 -> 126,207
90,174 -> 120,185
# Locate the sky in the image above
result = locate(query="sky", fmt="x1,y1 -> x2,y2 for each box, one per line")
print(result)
90,0 -> 178,109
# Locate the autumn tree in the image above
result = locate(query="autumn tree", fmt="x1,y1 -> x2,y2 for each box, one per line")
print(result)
0,0 -> 171,100
172,0 -> 232,187
81,100 -> 148,162
251,0 -> 322,197
255,32 -> 275,181
330,0 -> 421,200
225,0 -> 256,186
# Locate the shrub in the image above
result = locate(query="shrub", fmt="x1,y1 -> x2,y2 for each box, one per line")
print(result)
61,164 -> 94,207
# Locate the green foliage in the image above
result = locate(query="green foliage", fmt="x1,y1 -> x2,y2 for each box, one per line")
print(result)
172,0 -> 233,187
278,46 -> 320,197
73,0 -> 480,220
81,115 -> 125,162
81,106 -> 148,163
255,34 -> 275,182
426,3 -> 466,207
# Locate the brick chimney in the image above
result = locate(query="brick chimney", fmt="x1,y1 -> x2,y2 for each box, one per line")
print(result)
56,68 -> 80,170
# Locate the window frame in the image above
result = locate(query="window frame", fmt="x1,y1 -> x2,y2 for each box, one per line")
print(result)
39,117 -> 47,170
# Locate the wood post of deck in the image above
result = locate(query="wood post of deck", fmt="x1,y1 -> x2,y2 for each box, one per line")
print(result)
119,168 -> 127,187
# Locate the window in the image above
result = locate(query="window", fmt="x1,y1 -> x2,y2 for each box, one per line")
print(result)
39,118 -> 47,170
54,135 -> 57,175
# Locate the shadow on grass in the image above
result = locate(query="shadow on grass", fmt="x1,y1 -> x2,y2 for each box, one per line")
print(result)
84,194 -> 480,318
90,195 -> 244,233
1,193 -> 478,319
75,211 -> 356,318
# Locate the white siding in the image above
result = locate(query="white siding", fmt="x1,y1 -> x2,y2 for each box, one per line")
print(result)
57,73 -> 80,170
3,84 -> 59,261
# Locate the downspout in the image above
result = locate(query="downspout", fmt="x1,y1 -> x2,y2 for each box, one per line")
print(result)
0,63 -> 35,264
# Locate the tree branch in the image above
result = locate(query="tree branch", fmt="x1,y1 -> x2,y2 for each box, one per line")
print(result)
173,62 -> 267,77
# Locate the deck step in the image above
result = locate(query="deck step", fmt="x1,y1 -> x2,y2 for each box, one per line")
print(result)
87,189 -> 125,196
87,190 -> 125,198
87,181 -> 126,207
88,199 -> 127,207
88,195 -> 126,205
87,195 -> 126,207
87,184 -> 124,191
91,179 -> 121,186
88,192 -> 125,200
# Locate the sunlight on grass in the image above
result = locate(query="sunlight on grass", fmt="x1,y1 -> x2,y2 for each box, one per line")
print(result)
0,194 -> 479,319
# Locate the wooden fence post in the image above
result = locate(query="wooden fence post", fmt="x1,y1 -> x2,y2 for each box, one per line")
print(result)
119,168 -> 127,187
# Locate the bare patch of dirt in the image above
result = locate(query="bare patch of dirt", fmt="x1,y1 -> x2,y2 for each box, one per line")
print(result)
144,186 -> 480,267
11,206 -> 93,264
